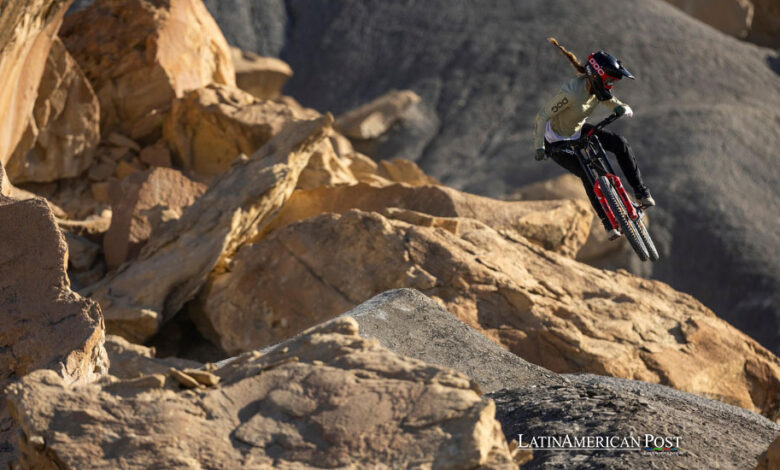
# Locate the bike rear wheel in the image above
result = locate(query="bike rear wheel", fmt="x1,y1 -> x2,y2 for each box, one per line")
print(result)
633,218 -> 659,261
598,176 -> 649,261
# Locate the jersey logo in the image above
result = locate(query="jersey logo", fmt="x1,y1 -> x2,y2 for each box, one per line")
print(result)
551,97 -> 569,112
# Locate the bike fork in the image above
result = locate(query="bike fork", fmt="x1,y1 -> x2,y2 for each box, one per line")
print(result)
593,179 -> 619,230
594,174 -> 640,224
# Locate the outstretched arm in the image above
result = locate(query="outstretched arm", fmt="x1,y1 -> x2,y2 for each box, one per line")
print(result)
602,96 -> 633,117
533,91 -> 572,151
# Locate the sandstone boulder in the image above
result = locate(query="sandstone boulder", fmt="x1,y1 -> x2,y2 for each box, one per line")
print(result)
83,116 -> 333,343
0,193 -> 107,465
197,209 -> 780,421
755,436 -> 780,470
664,0 -> 754,38
103,168 -> 206,269
333,90 -> 437,162
139,142 -> 173,168
60,0 -> 235,141
230,46 -> 293,100
0,0 -> 71,167
7,37 -> 99,184
375,157 -> 438,186
749,0 -> 780,47
335,89 -> 421,140
105,335 -> 200,379
340,151 -> 440,187
256,182 -> 593,257
56,207 -> 112,238
490,374 -> 780,469
512,174 -> 643,272
6,317 -> 515,469
163,83 -> 315,177
295,138 -> 358,190
0,164 -> 9,197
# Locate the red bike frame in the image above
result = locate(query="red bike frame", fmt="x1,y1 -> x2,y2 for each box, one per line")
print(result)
594,174 -> 639,230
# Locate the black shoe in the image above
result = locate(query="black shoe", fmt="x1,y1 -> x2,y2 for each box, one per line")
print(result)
637,195 -> 655,209
634,188 -> 655,209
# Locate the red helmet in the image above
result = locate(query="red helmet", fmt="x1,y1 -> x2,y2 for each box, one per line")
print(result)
585,50 -> 635,101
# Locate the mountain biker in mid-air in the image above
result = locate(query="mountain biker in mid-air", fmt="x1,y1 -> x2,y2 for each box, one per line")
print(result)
534,37 -> 654,240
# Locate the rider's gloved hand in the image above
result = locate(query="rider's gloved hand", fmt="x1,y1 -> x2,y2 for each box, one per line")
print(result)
535,148 -> 547,161
615,105 -> 633,118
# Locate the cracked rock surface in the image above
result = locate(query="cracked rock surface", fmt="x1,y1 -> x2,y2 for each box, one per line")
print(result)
6,317 -> 515,469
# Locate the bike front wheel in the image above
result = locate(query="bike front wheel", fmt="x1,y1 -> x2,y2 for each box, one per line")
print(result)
598,176 -> 649,261
633,217 -> 659,261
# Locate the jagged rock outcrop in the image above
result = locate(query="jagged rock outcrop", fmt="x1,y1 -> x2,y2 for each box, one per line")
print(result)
334,89 -> 439,160
6,317 -> 516,469
295,138 -> 358,190
256,182 -> 592,257
83,116 -> 333,343
490,374 -> 780,469
7,37 -> 99,183
231,46 -> 293,100
340,289 -> 564,393
103,168 -> 206,269
60,0 -> 235,141
105,335 -> 200,379
0,0 -> 73,167
197,209 -> 780,421
0,192 -> 107,466
335,90 -> 421,140
163,83 -> 316,177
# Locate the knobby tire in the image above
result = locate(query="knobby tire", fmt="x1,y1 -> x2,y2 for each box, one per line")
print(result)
633,218 -> 659,261
598,176 -> 649,261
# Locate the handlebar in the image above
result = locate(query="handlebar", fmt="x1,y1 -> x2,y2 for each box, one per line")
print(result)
585,111 -> 623,137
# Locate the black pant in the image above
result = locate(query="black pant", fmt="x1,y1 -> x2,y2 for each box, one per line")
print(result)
546,124 -> 648,231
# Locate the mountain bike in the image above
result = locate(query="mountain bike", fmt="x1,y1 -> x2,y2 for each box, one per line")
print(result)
569,112 -> 659,262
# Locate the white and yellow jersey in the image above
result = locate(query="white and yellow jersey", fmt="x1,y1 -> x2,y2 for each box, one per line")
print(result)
533,75 -> 626,150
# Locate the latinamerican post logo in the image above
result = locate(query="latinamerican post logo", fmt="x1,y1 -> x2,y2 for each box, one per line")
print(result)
517,434 -> 681,453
